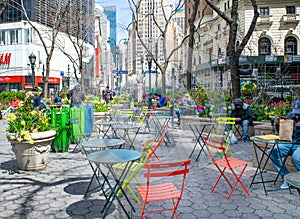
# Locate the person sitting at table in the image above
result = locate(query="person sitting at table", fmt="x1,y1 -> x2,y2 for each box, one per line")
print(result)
268,99 -> 300,189
228,98 -> 253,142
53,93 -> 62,106
158,94 -> 167,108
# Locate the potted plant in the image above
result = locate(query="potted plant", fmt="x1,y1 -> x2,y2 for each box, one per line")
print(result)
6,94 -> 56,171
241,81 -> 257,97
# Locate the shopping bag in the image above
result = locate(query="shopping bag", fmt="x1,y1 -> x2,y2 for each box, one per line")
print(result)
279,119 -> 294,141
230,133 -> 238,144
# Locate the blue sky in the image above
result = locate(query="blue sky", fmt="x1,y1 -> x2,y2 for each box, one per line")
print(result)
96,0 -> 132,41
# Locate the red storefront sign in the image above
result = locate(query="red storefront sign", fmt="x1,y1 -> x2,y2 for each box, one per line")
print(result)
0,75 -> 60,88
0,53 -> 11,65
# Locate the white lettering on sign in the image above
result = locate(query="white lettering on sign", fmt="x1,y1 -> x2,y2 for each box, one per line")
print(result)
0,53 -> 11,66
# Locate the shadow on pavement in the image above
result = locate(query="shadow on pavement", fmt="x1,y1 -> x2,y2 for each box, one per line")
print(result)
64,181 -> 101,196
66,199 -> 115,219
0,158 -> 18,171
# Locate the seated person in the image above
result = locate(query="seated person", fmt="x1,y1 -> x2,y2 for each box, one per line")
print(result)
38,99 -> 48,112
53,93 -> 62,106
268,100 -> 300,189
158,94 -> 167,108
228,98 -> 253,141
4,95 -> 20,115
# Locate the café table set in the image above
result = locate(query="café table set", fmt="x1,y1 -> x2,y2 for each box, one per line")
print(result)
188,118 -> 300,196
79,108 -> 174,218
80,136 -> 141,218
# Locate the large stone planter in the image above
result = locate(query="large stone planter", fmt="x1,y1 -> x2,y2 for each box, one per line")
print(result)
7,130 -> 56,171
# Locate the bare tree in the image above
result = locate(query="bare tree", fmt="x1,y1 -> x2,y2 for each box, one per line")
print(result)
128,0 -> 189,95
11,0 -> 71,98
0,0 -> 8,17
205,0 -> 259,99
56,0 -> 95,92
186,0 -> 200,90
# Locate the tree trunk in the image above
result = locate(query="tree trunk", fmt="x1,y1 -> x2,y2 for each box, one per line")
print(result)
186,0 -> 199,91
44,61 -> 51,99
230,54 -> 241,99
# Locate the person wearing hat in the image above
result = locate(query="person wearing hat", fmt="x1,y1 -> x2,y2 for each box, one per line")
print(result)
268,99 -> 300,189
229,98 -> 253,141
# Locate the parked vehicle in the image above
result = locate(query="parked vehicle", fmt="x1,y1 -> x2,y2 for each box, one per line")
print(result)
266,85 -> 295,100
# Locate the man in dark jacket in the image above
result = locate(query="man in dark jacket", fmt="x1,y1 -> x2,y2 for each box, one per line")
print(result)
230,98 -> 253,141
68,84 -> 85,107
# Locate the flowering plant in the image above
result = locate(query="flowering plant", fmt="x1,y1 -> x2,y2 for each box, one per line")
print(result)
241,81 -> 257,92
266,101 -> 292,118
6,95 -> 55,144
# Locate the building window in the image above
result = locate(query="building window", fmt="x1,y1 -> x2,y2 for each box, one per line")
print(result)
286,6 -> 295,14
208,48 -> 212,61
260,7 -> 269,16
285,36 -> 297,55
258,37 -> 271,55
0,30 -> 5,45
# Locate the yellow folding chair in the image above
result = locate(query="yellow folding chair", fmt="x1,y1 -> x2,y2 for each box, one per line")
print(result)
134,106 -> 149,130
113,138 -> 155,204
119,109 -> 135,123
211,117 -> 236,156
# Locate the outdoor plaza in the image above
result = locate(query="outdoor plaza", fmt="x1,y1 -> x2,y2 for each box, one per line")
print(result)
0,111 -> 300,219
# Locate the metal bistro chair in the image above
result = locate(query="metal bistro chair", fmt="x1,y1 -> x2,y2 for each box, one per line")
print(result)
134,106 -> 150,131
211,117 -> 236,156
70,106 -> 92,152
113,138 -> 155,204
137,160 -> 191,219
119,109 -> 135,124
204,137 -> 250,201
145,123 -> 168,163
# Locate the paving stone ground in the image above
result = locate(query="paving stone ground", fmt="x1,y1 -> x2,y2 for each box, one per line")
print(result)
0,119 -> 299,219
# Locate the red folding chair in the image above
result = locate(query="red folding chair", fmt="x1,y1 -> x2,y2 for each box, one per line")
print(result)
145,123 -> 168,163
137,160 -> 190,219
204,137 -> 250,201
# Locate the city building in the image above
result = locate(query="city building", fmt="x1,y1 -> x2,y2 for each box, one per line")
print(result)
0,0 -> 95,94
104,6 -> 117,63
126,0 -> 185,101
185,0 -> 300,92
95,4 -> 115,97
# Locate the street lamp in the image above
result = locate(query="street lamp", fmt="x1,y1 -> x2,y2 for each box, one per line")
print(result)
141,56 -> 144,90
28,53 -> 36,89
146,52 -> 153,94
67,64 -> 70,88
109,37 -> 128,94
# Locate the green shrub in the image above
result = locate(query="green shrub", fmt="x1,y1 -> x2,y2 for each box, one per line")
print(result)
0,91 -> 26,110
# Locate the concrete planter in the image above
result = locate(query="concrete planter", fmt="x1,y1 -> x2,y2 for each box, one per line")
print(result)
7,130 -> 56,171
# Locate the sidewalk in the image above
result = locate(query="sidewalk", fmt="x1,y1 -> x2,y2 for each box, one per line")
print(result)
0,120 -> 299,218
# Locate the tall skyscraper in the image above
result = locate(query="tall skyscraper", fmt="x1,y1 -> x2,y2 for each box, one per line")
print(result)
104,6 -> 117,63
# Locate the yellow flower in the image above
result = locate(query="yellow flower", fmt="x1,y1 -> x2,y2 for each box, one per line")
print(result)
17,137 -> 22,142
32,129 -> 38,133
20,130 -> 25,136
9,113 -> 16,121
29,139 -> 35,144
20,120 -> 25,126
31,110 -> 37,116
9,136 -> 15,140
23,134 -> 31,140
